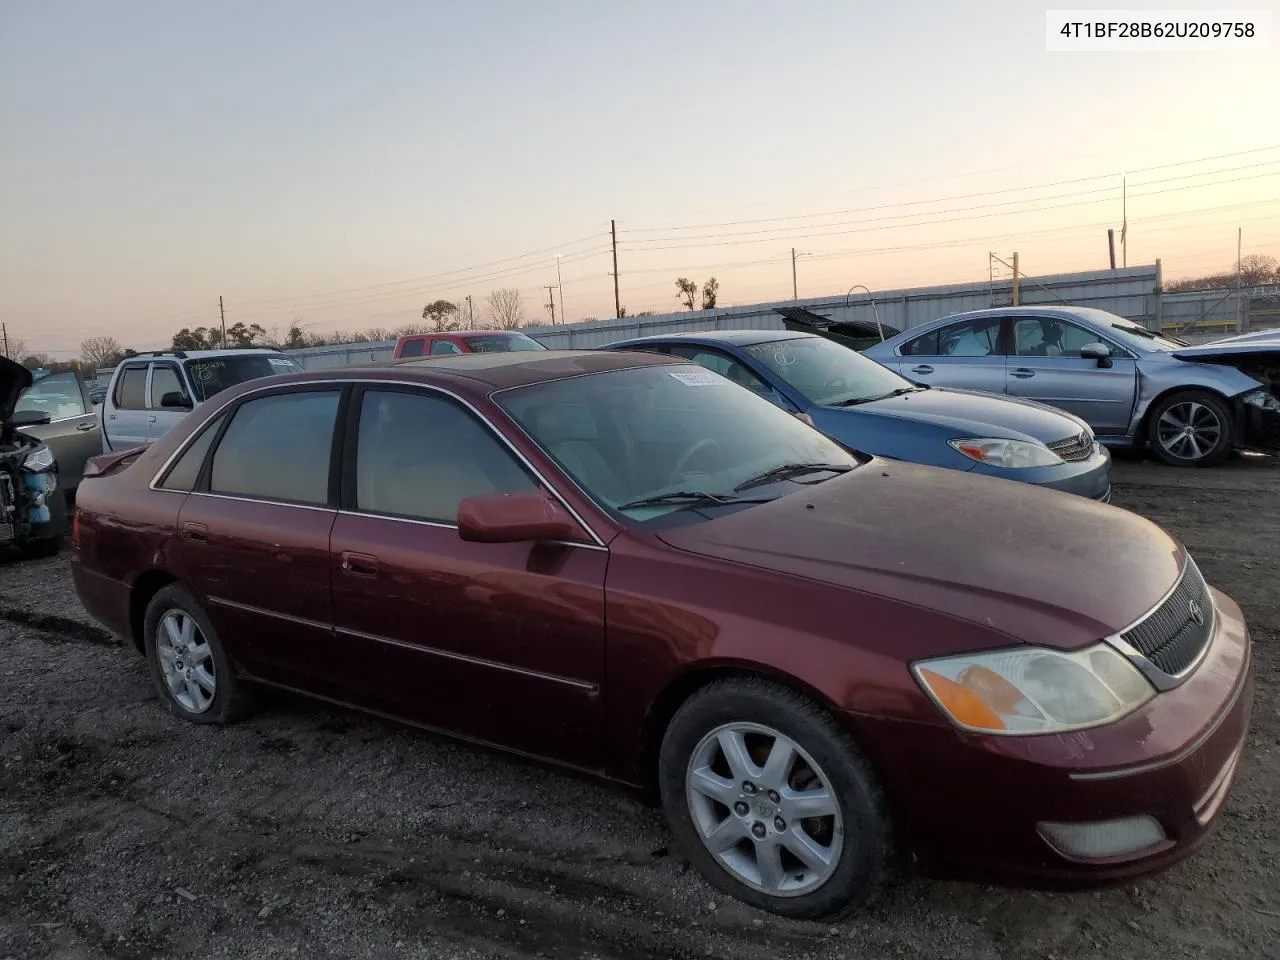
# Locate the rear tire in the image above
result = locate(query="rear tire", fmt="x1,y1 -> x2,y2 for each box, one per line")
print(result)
658,677 -> 892,919
143,585 -> 256,725
1147,390 -> 1233,467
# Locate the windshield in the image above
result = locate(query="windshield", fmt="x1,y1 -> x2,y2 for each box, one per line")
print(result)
744,336 -> 914,406
1072,308 -> 1186,353
496,364 -> 858,521
465,333 -> 547,353
184,354 -> 302,402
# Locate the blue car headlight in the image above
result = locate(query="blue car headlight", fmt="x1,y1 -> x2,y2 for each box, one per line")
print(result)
949,438 -> 1064,469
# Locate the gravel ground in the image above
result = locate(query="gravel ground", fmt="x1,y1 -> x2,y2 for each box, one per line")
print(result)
2,454 -> 1277,960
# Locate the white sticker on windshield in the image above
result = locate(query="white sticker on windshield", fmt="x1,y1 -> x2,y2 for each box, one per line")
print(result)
669,369 -> 724,387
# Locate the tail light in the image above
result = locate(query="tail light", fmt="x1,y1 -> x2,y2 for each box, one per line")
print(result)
71,510 -> 81,548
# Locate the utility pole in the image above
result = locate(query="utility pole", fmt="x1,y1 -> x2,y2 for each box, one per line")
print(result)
1,322 -> 8,359
1237,226 -> 1245,332
219,295 -> 226,346
1107,229 -> 1117,270
611,219 -> 621,319
465,295 -> 474,329
792,248 -> 798,300
544,285 -> 557,325
1011,252 -> 1021,307
555,255 -> 565,325
1121,173 -> 1128,268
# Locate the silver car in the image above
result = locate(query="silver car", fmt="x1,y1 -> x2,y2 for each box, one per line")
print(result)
861,306 -> 1280,467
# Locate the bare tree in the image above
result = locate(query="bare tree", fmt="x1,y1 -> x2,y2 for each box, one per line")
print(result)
1239,254 -> 1279,287
3,337 -> 26,361
701,278 -> 719,310
675,278 -> 698,311
80,336 -> 124,373
486,288 -> 525,330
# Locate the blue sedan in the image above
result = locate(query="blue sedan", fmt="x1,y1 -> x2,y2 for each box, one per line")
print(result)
600,330 -> 1112,500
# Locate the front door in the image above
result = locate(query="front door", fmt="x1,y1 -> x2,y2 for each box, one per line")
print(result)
146,361 -> 195,443
896,316 -> 1009,394
328,386 -> 608,770
1005,316 -> 1139,436
175,387 -> 343,689
13,370 -> 100,490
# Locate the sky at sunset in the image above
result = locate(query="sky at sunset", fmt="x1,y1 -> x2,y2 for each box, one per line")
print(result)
2,0 -> 1278,359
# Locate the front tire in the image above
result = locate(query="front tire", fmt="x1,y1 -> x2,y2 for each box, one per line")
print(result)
143,585 -> 255,724
658,677 -> 892,919
1148,389 -> 1233,467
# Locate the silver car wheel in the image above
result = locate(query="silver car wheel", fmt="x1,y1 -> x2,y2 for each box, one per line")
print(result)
156,609 -> 216,714
1156,400 -> 1223,461
685,722 -> 843,898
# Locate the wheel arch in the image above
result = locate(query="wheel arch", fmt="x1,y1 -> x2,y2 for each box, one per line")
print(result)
1136,383 -> 1240,449
128,569 -> 180,652
637,661 -> 853,803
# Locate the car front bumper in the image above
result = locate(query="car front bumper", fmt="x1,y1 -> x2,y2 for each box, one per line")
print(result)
853,585 -> 1254,887
967,441 -> 1113,501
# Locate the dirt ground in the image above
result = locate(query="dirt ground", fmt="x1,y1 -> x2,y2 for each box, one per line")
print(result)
1,454 -> 1277,960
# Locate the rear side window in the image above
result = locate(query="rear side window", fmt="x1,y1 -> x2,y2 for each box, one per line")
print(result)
209,391 -> 340,505
114,366 -> 147,409
158,413 -> 225,491
430,339 -> 462,355
399,338 -> 426,358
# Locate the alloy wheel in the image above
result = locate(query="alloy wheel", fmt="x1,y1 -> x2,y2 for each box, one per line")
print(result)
1156,400 -> 1222,462
685,722 -> 844,897
155,609 -> 216,714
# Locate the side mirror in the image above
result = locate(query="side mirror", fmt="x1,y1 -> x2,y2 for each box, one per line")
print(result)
160,391 -> 194,409
457,491 -> 586,544
1079,342 -> 1113,368
10,409 -> 52,427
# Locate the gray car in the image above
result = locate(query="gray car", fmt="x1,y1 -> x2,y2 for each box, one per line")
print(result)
861,306 -> 1280,467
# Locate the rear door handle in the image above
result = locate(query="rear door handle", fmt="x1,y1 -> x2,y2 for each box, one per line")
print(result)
910,365 -> 934,374
148,416 -> 158,423
76,422 -> 96,432
182,522 -> 208,543
1011,368 -> 1036,379
340,552 -> 379,577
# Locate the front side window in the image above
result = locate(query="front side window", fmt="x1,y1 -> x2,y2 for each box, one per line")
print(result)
355,390 -> 536,522
1013,318 -> 1106,358
15,371 -> 89,420
149,364 -> 190,407
430,339 -> 463,355
209,391 -> 340,505
184,354 -> 302,402
497,364 -> 858,521
463,333 -> 546,353
667,346 -> 772,394
743,337 -> 913,408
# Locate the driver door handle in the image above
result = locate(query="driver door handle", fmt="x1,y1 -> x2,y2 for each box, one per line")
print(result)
1011,368 -> 1036,379
910,365 -> 934,374
340,552 -> 379,578
76,422 -> 96,432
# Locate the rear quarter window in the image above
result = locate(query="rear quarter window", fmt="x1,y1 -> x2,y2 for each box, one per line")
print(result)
157,413 -> 226,491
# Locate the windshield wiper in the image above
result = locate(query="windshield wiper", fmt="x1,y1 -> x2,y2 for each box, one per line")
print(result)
733,462 -> 853,492
616,491 -> 748,511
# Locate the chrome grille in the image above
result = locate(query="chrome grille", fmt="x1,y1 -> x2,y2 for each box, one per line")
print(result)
1121,558 -> 1213,677
1047,432 -> 1094,462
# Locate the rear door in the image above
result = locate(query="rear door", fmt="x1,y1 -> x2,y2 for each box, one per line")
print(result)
102,363 -> 152,451
896,316 -> 1009,393
12,370 -> 100,490
1005,316 -> 1138,436
328,385 -> 608,768
175,386 -> 343,690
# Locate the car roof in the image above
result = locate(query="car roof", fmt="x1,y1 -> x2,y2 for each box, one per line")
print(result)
119,348 -> 289,361
607,329 -> 813,349
331,348 -> 686,391
397,329 -> 525,339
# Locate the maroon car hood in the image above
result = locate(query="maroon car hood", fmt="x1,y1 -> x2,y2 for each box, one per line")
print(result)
656,461 -> 1184,651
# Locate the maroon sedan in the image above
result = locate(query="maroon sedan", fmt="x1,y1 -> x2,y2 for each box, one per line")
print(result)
69,350 -> 1254,919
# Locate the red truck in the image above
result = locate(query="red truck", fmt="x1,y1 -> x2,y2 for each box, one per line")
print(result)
393,330 -> 547,358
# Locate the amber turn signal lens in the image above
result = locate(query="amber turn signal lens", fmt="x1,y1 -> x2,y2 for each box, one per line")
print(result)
918,668 -> 1007,732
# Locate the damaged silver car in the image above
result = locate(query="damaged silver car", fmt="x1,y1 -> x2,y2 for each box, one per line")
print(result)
861,306 -> 1280,467
1,357 -> 67,557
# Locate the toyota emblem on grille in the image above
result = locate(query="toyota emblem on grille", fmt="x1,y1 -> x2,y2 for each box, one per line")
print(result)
1188,598 -> 1205,626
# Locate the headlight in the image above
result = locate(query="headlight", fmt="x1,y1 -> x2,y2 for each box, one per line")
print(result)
1241,389 -> 1279,412
912,643 -> 1155,735
22,444 -> 55,472
948,438 -> 1063,468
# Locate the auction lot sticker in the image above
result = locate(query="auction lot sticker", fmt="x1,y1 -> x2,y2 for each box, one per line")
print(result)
669,370 -> 725,387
